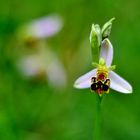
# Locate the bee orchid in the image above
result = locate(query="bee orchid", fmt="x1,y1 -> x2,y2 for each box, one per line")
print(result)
74,38 -> 132,96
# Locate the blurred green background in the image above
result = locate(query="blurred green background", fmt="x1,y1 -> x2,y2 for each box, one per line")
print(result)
0,0 -> 139,139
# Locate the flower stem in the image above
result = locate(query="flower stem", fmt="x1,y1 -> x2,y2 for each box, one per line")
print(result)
94,94 -> 102,140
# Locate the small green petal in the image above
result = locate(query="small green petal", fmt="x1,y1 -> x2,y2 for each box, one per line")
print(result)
108,65 -> 116,71
92,62 -> 99,68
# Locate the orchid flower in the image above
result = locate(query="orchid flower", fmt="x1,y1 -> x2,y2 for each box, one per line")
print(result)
74,38 -> 132,96
18,43 -> 67,88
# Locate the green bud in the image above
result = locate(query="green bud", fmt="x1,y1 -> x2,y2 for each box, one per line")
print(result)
89,24 -> 102,63
101,17 -> 115,39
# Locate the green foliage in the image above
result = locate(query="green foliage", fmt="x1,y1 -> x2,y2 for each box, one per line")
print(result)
0,0 -> 139,140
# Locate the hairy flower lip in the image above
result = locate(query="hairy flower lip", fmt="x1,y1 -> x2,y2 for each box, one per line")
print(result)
74,39 -> 133,94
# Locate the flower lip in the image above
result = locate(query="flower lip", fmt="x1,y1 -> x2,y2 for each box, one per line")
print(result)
90,77 -> 110,95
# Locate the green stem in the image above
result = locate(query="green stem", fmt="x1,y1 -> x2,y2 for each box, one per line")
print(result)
94,94 -> 102,140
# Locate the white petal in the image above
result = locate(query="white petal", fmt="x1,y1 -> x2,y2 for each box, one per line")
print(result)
46,57 -> 67,88
109,71 -> 132,94
100,38 -> 113,67
26,15 -> 63,38
74,69 -> 97,89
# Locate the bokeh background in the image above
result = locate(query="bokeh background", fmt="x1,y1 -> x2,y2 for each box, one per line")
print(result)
0,0 -> 139,139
